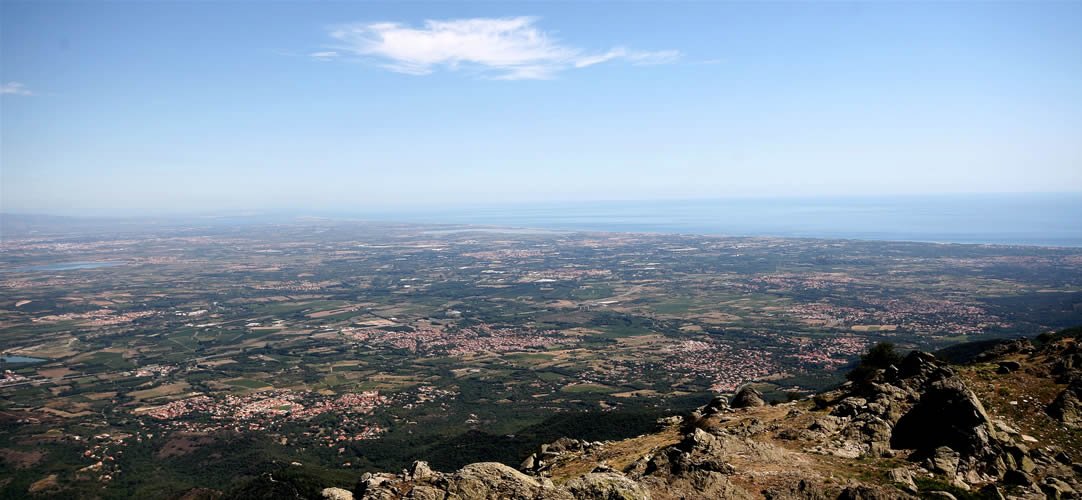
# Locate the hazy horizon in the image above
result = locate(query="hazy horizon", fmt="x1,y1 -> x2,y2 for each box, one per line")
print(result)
2,190 -> 1080,216
5,193 -> 1081,247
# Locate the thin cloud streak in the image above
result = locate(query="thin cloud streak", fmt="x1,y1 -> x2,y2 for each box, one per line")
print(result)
1,82 -> 34,96
316,17 -> 680,80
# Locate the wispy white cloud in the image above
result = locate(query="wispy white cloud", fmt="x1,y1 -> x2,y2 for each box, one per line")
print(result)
1,82 -> 34,96
316,17 -> 680,80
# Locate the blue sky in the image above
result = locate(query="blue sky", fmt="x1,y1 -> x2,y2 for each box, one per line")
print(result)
2,1 -> 1080,214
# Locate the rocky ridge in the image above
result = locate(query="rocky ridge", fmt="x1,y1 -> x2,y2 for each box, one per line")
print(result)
342,334 -> 1082,500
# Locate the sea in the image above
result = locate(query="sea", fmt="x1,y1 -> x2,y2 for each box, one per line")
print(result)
357,193 -> 1082,247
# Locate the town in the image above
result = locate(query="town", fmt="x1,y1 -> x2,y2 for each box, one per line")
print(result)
1,218 -> 1081,497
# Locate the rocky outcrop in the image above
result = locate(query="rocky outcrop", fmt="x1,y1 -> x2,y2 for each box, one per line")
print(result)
351,343 -> 1082,500
321,487 -> 354,500
357,461 -> 568,500
1050,342 -> 1082,384
890,376 -> 1001,456
356,460 -> 658,500
972,338 -> 1034,363
445,463 -> 551,499
519,438 -> 604,476
563,472 -> 651,500
1047,379 -> 1082,427
730,386 -> 766,408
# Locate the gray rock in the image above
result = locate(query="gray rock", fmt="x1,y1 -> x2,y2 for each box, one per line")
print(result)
655,416 -> 683,427
321,488 -> 354,500
409,461 -> 434,481
731,386 -> 766,408
707,395 -> 728,410
1047,379 -> 1082,428
837,484 -> 910,499
996,361 -> 1021,374
831,397 -> 868,418
972,338 -> 1034,363
445,462 -> 548,500
887,468 -> 917,491
1003,469 -> 1034,487
977,485 -> 1006,500
928,446 -> 961,477
890,376 -> 1000,456
408,485 -> 445,500
899,351 -> 942,379
762,479 -> 831,500
924,492 -> 957,500
1039,477 -> 1076,500
562,472 -> 651,500
547,437 -> 584,453
808,416 -> 842,434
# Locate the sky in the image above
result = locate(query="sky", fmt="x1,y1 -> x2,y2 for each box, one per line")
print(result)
2,1 -> 1081,215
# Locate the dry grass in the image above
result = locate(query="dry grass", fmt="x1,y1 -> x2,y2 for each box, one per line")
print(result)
548,426 -> 683,482
129,382 -> 191,401
959,348 -> 1081,457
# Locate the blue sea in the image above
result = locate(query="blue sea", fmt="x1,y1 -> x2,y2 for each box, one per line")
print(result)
358,194 -> 1082,247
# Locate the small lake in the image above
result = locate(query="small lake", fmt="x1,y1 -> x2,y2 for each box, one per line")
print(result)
0,355 -> 46,364
2,261 -> 124,273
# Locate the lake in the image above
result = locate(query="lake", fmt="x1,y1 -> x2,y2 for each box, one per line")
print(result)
0,355 -> 46,364
2,261 -> 124,273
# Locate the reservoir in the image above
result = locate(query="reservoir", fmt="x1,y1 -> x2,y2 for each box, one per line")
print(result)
0,355 -> 46,364
2,261 -> 124,273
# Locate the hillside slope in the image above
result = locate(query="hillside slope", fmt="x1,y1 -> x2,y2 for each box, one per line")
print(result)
343,334 -> 1082,499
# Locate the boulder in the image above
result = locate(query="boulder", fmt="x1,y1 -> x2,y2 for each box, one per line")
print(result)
562,472 -> 651,500
409,461 -> 435,481
808,416 -> 842,434
408,485 -> 446,500
887,468 -> 917,492
731,387 -> 766,408
27,474 -> 60,494
837,484 -> 910,499
356,473 -> 398,500
703,395 -> 729,415
655,415 -> 683,428
1039,477 -> 1077,500
676,428 -> 720,458
321,487 -> 354,500
890,376 -> 1000,456
924,492 -> 957,500
1002,469 -> 1034,487
927,446 -> 960,477
762,479 -> 831,499
1051,344 -> 1082,383
831,397 -> 868,418
445,462 -> 548,500
898,351 -> 940,379
1047,379 -> 1082,428
547,437 -> 585,453
977,484 -> 1006,500
995,361 -> 1021,374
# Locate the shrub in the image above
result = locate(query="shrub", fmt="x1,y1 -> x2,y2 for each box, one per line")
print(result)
846,342 -> 902,386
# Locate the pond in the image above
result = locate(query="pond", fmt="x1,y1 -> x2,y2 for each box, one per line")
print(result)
2,261 -> 124,273
0,355 -> 46,364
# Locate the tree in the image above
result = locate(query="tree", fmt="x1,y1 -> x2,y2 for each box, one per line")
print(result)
846,342 -> 902,386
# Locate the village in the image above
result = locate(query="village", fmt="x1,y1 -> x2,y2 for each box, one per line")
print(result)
1,220 -> 1080,497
